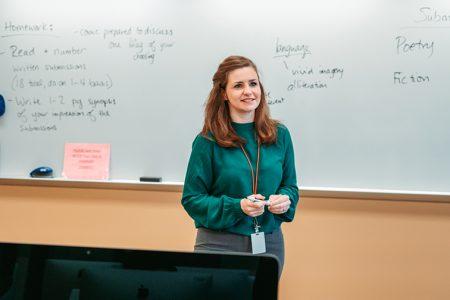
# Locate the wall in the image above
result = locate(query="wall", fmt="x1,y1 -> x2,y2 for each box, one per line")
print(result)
1,183 -> 449,299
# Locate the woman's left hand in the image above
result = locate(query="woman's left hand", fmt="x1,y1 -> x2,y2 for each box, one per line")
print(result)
268,194 -> 291,214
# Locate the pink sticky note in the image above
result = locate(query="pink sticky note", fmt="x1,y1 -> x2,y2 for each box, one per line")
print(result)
62,143 -> 111,180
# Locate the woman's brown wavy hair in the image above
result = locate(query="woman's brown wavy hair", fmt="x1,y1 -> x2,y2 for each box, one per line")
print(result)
201,55 -> 279,147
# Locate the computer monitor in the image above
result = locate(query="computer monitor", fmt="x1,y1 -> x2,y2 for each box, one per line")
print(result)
0,242 -> 279,300
41,259 -> 123,299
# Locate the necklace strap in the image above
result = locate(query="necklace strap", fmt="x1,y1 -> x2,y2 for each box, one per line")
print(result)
239,140 -> 261,232
239,141 -> 260,194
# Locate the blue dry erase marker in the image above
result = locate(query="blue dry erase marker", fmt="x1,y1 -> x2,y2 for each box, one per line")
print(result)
0,94 -> 5,117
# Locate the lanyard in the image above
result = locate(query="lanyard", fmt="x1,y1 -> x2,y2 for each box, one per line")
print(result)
239,140 -> 261,233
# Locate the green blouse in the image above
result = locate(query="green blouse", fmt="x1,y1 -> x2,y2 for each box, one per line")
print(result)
182,122 -> 299,236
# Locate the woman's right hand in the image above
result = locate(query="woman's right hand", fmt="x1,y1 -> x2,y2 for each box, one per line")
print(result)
240,194 -> 265,217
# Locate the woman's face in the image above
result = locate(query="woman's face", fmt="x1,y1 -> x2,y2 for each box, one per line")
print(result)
224,67 -> 261,122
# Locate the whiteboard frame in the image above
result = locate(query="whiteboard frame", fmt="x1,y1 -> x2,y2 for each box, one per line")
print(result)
1,178 -> 449,203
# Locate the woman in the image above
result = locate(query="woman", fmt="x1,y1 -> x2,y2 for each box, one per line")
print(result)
182,55 -> 298,273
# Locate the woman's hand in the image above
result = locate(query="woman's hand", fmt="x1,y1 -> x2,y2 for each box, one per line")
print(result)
240,194 -> 266,217
268,194 -> 291,214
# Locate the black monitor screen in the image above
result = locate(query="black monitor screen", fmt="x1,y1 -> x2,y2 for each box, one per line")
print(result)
0,243 -> 278,300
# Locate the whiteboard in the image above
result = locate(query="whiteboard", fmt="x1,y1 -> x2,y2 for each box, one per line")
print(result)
1,0 -> 449,192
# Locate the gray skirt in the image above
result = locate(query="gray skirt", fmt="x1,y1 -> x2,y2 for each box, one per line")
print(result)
194,227 -> 285,274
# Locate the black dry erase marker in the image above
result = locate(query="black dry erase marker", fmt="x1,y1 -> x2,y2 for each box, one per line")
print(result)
139,177 -> 162,182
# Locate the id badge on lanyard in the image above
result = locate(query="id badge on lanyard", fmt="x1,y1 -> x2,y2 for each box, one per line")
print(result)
251,232 -> 266,254
251,222 -> 266,254
240,141 -> 266,255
